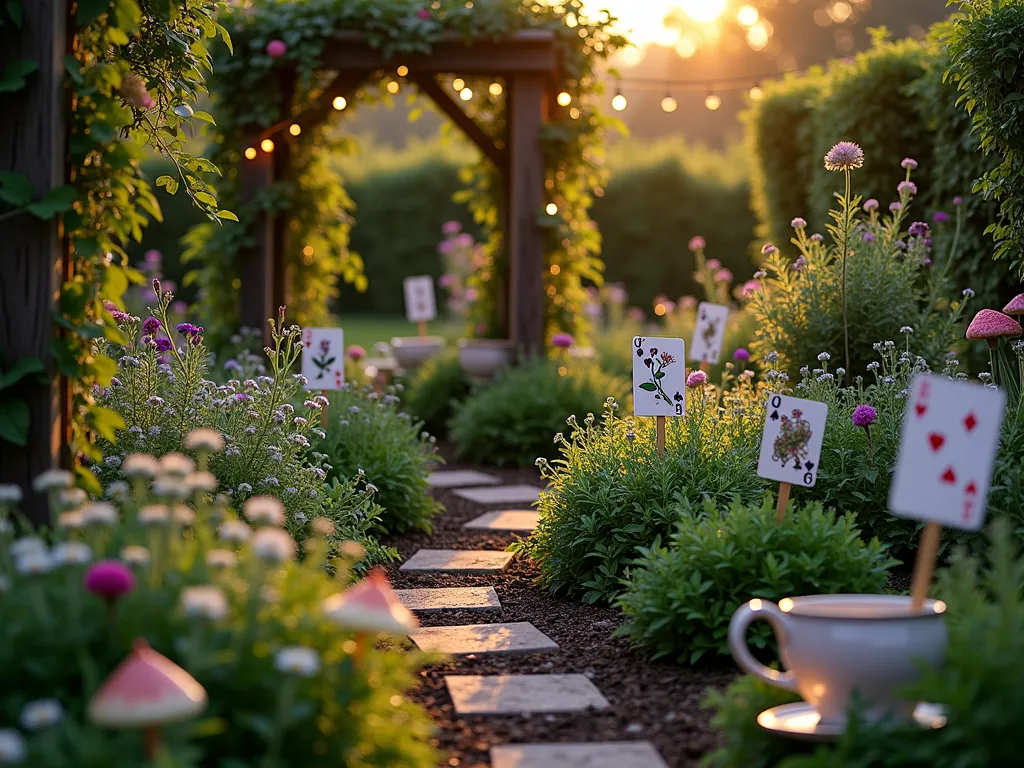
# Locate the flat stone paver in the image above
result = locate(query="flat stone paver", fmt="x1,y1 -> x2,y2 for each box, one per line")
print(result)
399,549 -> 515,575
445,674 -> 610,715
426,470 -> 501,489
491,742 -> 669,768
452,485 -> 542,505
394,587 -> 501,614
463,509 -> 540,533
410,622 -> 557,657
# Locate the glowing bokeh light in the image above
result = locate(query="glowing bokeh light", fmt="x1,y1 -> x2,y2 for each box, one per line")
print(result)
611,93 -> 628,111
557,91 -> 572,106
737,4 -> 759,26
661,95 -> 678,113
705,93 -> 722,111
332,96 -> 347,110
678,0 -> 728,24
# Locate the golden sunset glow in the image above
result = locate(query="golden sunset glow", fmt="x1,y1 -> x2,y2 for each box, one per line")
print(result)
585,0 -> 729,47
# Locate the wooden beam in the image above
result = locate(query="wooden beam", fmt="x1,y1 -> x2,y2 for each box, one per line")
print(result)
237,149 -> 275,337
258,70 -> 370,141
507,74 -> 548,359
411,73 -> 508,173
0,0 -> 69,523
321,30 -> 558,75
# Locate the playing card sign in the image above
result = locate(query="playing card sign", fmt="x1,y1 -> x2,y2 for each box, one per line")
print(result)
404,276 -> 437,323
301,328 -> 345,391
757,394 -> 828,487
890,373 -> 1005,531
689,302 -> 729,364
633,337 -> 686,417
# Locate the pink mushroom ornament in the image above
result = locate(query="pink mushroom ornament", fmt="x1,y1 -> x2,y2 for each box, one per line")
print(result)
965,308 -> 1022,387
322,568 -> 418,663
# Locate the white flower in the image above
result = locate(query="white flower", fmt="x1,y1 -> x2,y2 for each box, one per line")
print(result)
57,511 -> 85,530
152,476 -> 189,499
365,483 -> 378,494
867,361 -> 880,371
172,504 -> 196,526
250,527 -> 297,563
103,456 -> 122,468
274,646 -> 321,677
120,545 -> 150,566
244,496 -> 285,526
186,472 -> 217,493
32,469 -> 73,492
218,520 -> 251,543
206,549 -> 237,569
261,585 -> 280,603
0,485 -> 21,505
105,481 -> 129,500
0,728 -> 26,763
19,699 -> 62,729
159,452 -> 195,477
9,537 -> 46,558
962,288 -> 975,299
53,541 -> 92,566
58,488 -> 86,508
553,432 -> 563,444
765,351 -> 780,364
817,352 -> 831,362
900,325 -> 914,334
185,428 -> 225,452
237,483 -> 252,494
122,453 -> 160,479
138,504 -> 170,525
81,501 -> 117,526
180,585 -> 229,620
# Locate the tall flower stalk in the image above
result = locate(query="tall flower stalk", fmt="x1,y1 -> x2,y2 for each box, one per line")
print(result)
824,141 -> 865,374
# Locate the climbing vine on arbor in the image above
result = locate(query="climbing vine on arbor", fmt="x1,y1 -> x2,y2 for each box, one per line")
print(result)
185,0 -> 625,347
0,0 -> 227,489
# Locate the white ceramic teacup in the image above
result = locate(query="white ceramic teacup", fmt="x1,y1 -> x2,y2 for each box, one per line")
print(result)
728,594 -> 947,727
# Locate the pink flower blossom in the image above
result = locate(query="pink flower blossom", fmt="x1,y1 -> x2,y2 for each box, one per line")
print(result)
346,345 -> 366,361
705,258 -> 722,272
266,40 -> 287,58
417,8 -> 431,19
715,268 -> 733,283
680,296 -> 698,310
455,233 -> 474,248
442,221 -> 461,235
851,404 -> 877,428
551,333 -> 574,349
742,280 -> 761,296
85,560 -> 135,602
688,236 -> 705,252
120,72 -> 154,110
686,370 -> 708,387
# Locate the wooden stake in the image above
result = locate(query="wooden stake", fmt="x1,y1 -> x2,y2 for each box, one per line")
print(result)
700,360 -> 710,373
911,522 -> 942,611
775,482 -> 792,523
656,416 -> 666,455
321,389 -> 329,429
418,321 -> 427,338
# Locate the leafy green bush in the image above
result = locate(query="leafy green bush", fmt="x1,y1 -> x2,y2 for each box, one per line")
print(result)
450,361 -> 630,468
402,349 -> 471,439
616,497 -> 894,665
0,469 -> 435,767
704,518 -> 1024,768
518,384 -> 768,603
315,383 -> 441,535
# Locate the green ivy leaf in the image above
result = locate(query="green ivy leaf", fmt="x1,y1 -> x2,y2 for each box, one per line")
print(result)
88,405 -> 124,442
6,0 -> 23,28
215,209 -> 238,222
0,396 -> 30,446
25,185 -> 77,219
76,0 -> 110,24
156,175 -> 180,195
191,110 -> 216,125
0,357 -> 46,390
0,171 -> 33,206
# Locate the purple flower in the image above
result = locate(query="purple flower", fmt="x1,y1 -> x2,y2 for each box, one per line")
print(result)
861,231 -> 875,243
933,211 -> 950,224
442,220 -> 461,236
791,217 -> 807,230
953,196 -> 964,207
154,338 -> 172,353
823,141 -> 864,172
234,393 -> 253,403
761,243 -> 777,256
792,257 -> 808,272
552,332 -> 574,349
851,404 -> 877,428
170,301 -> 188,314
809,234 -> 824,244
84,560 -> 135,602
733,348 -> 750,361
909,221 -> 930,238
175,323 -> 197,336
901,157 -> 918,170
898,180 -> 917,196
889,202 -> 903,213
142,317 -> 160,336
688,235 -> 706,252
863,199 -> 879,212
144,249 -> 161,265
686,370 -> 708,387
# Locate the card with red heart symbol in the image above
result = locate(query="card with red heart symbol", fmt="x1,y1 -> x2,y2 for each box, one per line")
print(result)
889,373 -> 1005,531
300,327 -> 345,391
403,276 -> 437,324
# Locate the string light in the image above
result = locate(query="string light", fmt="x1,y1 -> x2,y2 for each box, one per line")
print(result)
661,93 -> 678,113
453,77 -> 465,91
244,147 -> 257,160
749,84 -> 764,101
705,92 -> 722,111
386,80 -> 400,94
611,81 -> 627,112
545,203 -> 558,215
260,138 -> 275,153
288,123 -> 301,136
459,87 -> 473,101
489,82 -> 503,96
397,65 -> 409,76
556,91 -> 572,107
332,96 -> 347,110
302,245 -> 314,257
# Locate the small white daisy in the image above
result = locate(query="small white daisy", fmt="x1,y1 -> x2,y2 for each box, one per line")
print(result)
185,428 -> 225,452
32,470 -> 73,493
218,520 -> 251,543
244,496 -> 285,527
120,545 -> 150,566
19,699 -> 62,729
180,585 -> 229,621
274,646 -> 321,677
250,528 -> 297,563
81,501 -> 117,526
122,453 -> 160,479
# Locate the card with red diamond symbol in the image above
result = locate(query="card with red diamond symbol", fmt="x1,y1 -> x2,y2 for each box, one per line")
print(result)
889,372 -> 1005,531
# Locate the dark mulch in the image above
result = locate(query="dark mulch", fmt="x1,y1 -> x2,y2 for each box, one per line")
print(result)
383,450 -> 736,768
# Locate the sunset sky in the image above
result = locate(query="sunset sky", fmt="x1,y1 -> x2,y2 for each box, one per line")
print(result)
587,0 -> 729,47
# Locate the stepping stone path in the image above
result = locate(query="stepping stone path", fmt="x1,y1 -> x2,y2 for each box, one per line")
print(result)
426,470 -> 501,489
490,742 -> 670,768
445,674 -> 610,715
410,622 -> 558,657
399,548 -> 514,575
398,469 -> 670,767
395,587 -> 501,614
463,509 -> 540,534
452,484 -> 542,505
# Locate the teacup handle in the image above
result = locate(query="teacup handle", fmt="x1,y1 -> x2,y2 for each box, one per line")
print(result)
727,599 -> 798,692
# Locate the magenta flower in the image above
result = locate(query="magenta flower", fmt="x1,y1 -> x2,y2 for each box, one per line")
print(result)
266,40 -> 287,58
346,345 -> 366,361
851,404 -> 877,427
889,202 -> 903,213
954,196 -> 964,206
742,280 -> 761,296
823,141 -> 864,172
909,221 -> 930,238
809,234 -> 824,243
898,180 -> 917,196
144,250 -> 161,265
154,338 -> 172,353
901,157 -> 918,170
142,317 -> 160,336
85,560 -> 135,602
705,258 -> 722,272
688,236 -> 705,252
417,8 -> 431,19
863,199 -> 879,212
552,333 -> 574,349
686,370 -> 708,387
442,220 -> 461,236
933,211 -> 950,224
733,348 -> 750,361
715,268 -> 733,283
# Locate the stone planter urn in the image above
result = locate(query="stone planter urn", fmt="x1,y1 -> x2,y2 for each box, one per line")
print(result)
457,338 -> 514,382
390,336 -> 445,372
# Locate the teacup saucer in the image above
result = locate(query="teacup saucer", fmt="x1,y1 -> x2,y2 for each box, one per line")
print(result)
757,701 -> 947,742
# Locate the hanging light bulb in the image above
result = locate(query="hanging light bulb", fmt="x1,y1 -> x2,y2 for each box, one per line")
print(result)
611,82 -> 627,112
260,138 -> 275,153
489,82 -> 503,96
289,123 -> 301,136
459,87 -> 473,101
748,83 -> 764,101
705,92 -> 722,111
244,147 -> 257,160
453,77 -> 466,91
397,65 -> 409,77
557,91 -> 572,107
661,92 -> 678,113
332,96 -> 347,111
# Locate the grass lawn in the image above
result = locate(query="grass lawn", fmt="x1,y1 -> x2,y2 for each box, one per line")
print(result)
339,314 -> 462,353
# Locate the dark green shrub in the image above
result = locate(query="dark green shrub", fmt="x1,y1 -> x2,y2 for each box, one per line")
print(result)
704,519 -> 1024,768
616,497 -> 894,665
518,387 -> 768,603
316,384 -> 441,535
402,349 -> 471,439
450,360 -> 630,468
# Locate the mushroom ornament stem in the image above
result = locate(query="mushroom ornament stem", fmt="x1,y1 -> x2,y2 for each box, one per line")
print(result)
966,309 -> 1023,388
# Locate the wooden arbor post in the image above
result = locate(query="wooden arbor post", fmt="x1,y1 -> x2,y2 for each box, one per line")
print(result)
0,0 -> 70,522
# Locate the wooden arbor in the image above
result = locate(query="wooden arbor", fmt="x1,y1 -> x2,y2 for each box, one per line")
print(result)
238,30 -> 561,357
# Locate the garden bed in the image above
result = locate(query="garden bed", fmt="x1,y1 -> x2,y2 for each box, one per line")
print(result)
384,449 -> 737,768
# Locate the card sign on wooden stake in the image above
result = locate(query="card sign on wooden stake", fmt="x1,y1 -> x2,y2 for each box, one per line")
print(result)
404,276 -> 437,336
302,328 -> 344,391
889,373 -> 1005,609
632,336 -> 686,454
690,302 -> 729,368
757,393 -> 828,522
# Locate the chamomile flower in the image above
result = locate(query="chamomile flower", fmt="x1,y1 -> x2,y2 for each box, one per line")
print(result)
274,646 -> 321,677
250,528 -> 296,563
180,585 -> 229,620
19,699 -> 62,730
